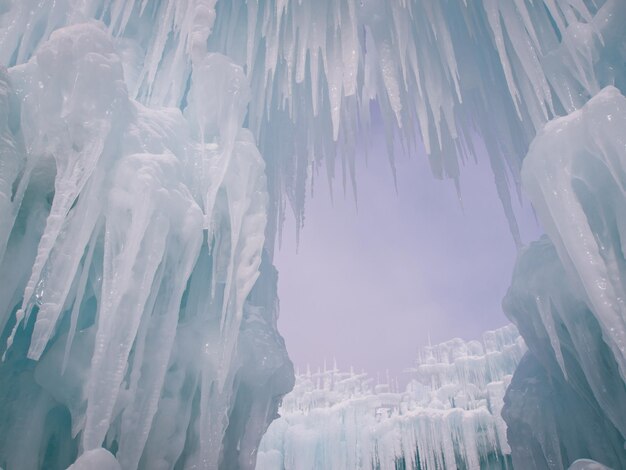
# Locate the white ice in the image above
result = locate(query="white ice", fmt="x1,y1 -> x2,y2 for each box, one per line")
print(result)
257,325 -> 525,470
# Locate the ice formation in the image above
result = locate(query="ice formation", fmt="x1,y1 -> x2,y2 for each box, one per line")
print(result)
0,14 -> 292,470
1,0 -> 621,246
568,460 -> 613,470
66,449 -> 121,470
257,325 -> 525,469
0,0 -> 624,469
503,236 -> 626,469
502,91 -> 626,469
499,6 -> 626,466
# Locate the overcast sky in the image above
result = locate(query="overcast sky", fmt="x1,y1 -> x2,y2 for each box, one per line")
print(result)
274,128 -> 542,382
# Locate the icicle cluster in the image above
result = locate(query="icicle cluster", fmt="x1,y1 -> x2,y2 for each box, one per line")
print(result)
503,236 -> 626,469
0,0 -> 625,469
0,18 -> 291,470
257,326 -> 525,469
500,2 -> 626,467
502,88 -> 626,470
411,324 -> 523,392
0,0 -> 611,246
522,85 -> 626,395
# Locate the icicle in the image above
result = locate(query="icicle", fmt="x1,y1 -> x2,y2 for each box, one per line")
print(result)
258,326 -> 524,469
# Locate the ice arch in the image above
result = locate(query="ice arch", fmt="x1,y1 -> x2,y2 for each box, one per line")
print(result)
0,0 -> 624,469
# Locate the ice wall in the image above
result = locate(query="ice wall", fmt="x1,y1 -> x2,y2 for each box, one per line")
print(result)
503,237 -> 626,469
523,85 -> 626,388
502,90 -> 626,470
257,325 -> 525,469
0,20 -> 292,470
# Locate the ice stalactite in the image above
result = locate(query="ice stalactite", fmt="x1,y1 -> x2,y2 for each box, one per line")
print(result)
257,325 -> 525,470
0,0 -> 613,247
503,237 -> 626,470
0,20 -> 292,470
522,87 -> 626,392
498,0 -> 626,468
502,87 -> 626,470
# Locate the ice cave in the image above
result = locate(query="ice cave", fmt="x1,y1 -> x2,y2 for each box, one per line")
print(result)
0,0 -> 624,469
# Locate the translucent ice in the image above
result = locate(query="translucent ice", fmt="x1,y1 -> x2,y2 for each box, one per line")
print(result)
500,1 -> 626,468
569,460 -> 613,470
0,22 -> 291,470
522,87 -> 626,386
503,90 -> 626,470
0,0 -> 618,246
257,326 -> 525,470
66,449 -> 121,470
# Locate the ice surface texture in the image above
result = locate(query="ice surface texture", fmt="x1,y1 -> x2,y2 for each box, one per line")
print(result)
0,0 -> 617,247
0,0 -> 625,469
568,460 -> 613,470
0,19 -> 292,470
66,449 -> 121,470
500,1 -> 626,468
503,238 -> 626,469
502,88 -> 626,470
500,10 -> 626,462
257,326 -> 525,469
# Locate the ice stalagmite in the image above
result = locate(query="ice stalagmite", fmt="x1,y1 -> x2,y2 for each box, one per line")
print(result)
0,0 -> 625,469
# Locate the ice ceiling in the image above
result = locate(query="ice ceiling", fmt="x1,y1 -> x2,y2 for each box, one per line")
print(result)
0,0 -> 624,469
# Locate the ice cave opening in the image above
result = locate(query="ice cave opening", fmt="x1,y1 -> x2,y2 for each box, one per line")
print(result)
260,117 -> 541,468
0,1 -> 625,470
273,107 -> 542,383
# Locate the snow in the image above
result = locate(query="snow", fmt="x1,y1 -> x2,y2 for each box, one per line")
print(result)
257,325 -> 525,469
0,0 -> 624,469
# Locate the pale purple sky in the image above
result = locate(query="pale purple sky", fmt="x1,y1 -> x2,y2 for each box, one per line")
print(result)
274,129 -> 542,381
